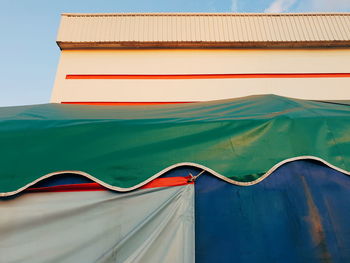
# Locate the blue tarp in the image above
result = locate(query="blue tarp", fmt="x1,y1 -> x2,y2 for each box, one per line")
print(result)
195,160 -> 350,262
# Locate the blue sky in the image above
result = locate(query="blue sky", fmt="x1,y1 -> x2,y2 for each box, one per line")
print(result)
0,0 -> 349,106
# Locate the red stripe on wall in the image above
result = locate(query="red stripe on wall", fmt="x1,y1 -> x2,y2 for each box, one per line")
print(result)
61,102 -> 193,106
66,73 -> 350,80
26,176 -> 192,193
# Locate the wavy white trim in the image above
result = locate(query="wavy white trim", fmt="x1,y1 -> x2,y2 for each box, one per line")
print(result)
1,156 -> 349,197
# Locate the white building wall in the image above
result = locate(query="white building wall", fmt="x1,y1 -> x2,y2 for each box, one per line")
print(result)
51,49 -> 350,103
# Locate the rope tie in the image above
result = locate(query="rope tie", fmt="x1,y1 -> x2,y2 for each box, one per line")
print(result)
188,169 -> 205,182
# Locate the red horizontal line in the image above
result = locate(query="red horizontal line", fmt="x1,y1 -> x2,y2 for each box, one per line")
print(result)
62,102 -> 193,105
26,176 -> 192,193
66,73 -> 350,80
27,183 -> 106,193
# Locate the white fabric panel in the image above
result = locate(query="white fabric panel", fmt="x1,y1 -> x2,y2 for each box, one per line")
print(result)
0,185 -> 194,263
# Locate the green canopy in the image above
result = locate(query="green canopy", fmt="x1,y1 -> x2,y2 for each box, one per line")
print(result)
1,95 -> 350,196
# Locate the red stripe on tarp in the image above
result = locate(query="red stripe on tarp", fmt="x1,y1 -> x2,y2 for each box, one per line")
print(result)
26,176 -> 192,193
141,176 -> 193,189
62,102 -> 194,105
66,73 -> 350,80
27,183 -> 105,193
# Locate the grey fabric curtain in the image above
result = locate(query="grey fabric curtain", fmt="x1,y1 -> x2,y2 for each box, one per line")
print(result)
0,185 -> 194,263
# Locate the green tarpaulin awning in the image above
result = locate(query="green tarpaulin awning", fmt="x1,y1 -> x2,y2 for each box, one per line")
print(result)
1,95 -> 350,196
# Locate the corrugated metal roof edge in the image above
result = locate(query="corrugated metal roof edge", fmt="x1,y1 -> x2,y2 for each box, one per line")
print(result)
57,12 -> 350,49
57,40 -> 350,50
61,12 -> 350,17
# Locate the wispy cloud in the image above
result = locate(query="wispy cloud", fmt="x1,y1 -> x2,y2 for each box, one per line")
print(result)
265,0 -> 297,13
231,0 -> 238,12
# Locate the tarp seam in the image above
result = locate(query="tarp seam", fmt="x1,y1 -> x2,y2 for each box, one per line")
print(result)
1,155 -> 349,197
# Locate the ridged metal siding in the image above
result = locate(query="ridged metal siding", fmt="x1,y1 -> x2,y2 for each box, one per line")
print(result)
57,13 -> 350,48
